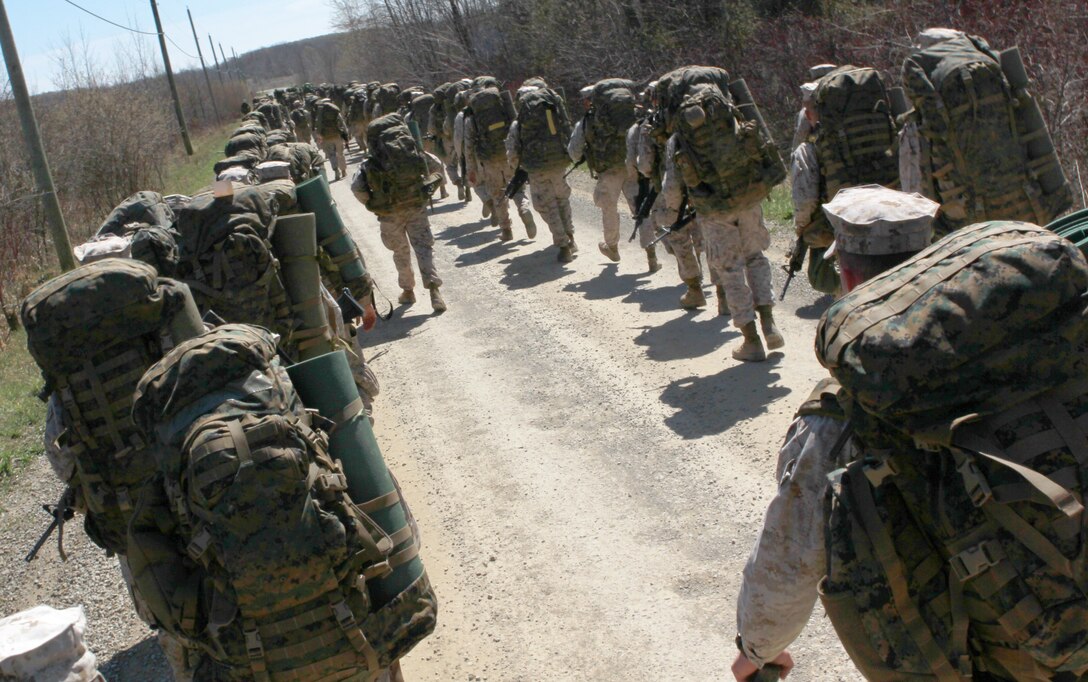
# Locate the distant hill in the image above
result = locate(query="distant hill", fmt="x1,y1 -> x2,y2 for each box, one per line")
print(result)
230,33 -> 347,89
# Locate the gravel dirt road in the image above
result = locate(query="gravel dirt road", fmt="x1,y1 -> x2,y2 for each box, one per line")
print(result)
0,147 -> 863,681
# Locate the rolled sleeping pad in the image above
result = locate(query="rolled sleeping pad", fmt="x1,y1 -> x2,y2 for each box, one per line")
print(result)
1047,207 -> 1088,234
1048,209 -> 1088,259
168,282 -> 206,345
295,175 -> 370,284
500,89 -> 517,121
888,86 -> 910,118
1000,46 -> 1070,197
727,78 -> 774,144
407,119 -> 424,151
271,213 -> 334,360
287,350 -> 425,606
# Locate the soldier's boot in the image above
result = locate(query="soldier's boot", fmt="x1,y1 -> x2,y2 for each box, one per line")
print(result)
440,185 -> 450,200
566,231 -> 578,253
716,285 -> 729,317
732,321 -> 767,362
464,186 -> 472,202
428,284 -> 447,313
482,200 -> 493,220
598,241 -> 620,262
757,304 -> 784,350
398,288 -> 416,305
457,184 -> 466,201
557,245 -> 574,263
520,210 -> 537,239
499,225 -> 514,242
646,247 -> 661,273
679,278 -> 706,309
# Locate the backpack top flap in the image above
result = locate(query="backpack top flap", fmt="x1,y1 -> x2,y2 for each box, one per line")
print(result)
174,187 -> 276,261
656,66 -> 731,132
816,221 -> 1088,445
97,191 -> 175,238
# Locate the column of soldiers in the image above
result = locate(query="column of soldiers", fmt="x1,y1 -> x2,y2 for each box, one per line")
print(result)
14,22 -> 1085,682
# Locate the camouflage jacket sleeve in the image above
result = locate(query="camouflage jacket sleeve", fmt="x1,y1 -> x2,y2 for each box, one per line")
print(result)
736,413 -> 851,667
506,120 -> 521,169
350,168 -> 371,205
898,121 -> 925,196
625,123 -> 640,177
790,142 -> 821,235
463,115 -> 480,171
790,109 -> 812,152
453,112 -> 466,165
567,119 -> 587,163
635,121 -> 656,179
653,134 -> 683,226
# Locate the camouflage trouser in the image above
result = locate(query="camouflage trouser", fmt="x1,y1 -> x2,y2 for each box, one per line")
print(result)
423,152 -> 448,197
376,661 -> 405,682
352,121 -> 367,150
296,124 -> 312,145
477,159 -> 530,230
379,208 -> 442,290
118,556 -> 195,682
701,204 -> 773,328
319,136 -> 347,177
594,166 -> 639,249
527,167 -> 574,246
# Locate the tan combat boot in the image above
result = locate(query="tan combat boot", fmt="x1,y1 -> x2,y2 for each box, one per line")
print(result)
646,247 -> 661,273
732,321 -> 767,362
398,288 -> 416,305
716,285 -> 729,317
557,245 -> 574,263
499,226 -> 514,241
679,278 -> 706,309
757,305 -> 784,350
520,210 -> 537,239
428,284 -> 447,313
598,241 -> 620,262
566,232 -> 578,253
482,200 -> 493,219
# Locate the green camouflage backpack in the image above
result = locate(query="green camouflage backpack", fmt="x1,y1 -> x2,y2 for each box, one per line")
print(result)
466,87 -> 512,162
815,222 -> 1088,680
360,114 -> 428,215
373,84 -> 401,118
97,191 -> 175,236
806,66 -> 900,247
583,80 -> 637,174
316,100 -> 344,138
673,83 -> 785,214
903,34 -> 1072,237
128,325 -> 437,681
20,259 -> 197,555
173,187 -> 294,344
257,101 -> 283,130
515,87 -> 571,173
655,66 -> 732,133
225,132 -> 267,160
267,142 -> 325,183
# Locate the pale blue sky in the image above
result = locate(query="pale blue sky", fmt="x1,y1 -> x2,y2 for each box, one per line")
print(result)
4,0 -> 338,92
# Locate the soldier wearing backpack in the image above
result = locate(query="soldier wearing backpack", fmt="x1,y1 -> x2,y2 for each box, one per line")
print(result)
506,79 -> 577,261
289,100 -> 312,144
732,186 -> 940,681
352,113 -> 447,313
568,79 -> 640,263
464,85 -> 537,241
624,87 -> 663,274
431,80 -> 471,201
314,97 -> 350,181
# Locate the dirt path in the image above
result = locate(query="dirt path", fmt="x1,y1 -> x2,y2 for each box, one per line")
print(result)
0,149 -> 862,681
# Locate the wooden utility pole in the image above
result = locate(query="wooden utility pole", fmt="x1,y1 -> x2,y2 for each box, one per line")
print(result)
0,0 -> 75,271
218,42 -> 232,81
149,0 -> 193,155
209,34 -> 223,83
186,7 -> 220,122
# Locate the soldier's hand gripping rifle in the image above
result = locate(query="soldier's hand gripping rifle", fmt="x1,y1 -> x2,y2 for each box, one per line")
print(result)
628,176 -> 658,242
779,236 -> 808,301
648,194 -> 695,247
504,167 -> 530,200
564,156 -> 585,179
26,486 -> 76,562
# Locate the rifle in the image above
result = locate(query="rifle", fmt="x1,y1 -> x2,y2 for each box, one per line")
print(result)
564,156 -> 585,178
648,193 -> 694,247
504,167 -> 530,200
779,236 -> 808,301
628,180 -> 658,242
26,486 -> 76,562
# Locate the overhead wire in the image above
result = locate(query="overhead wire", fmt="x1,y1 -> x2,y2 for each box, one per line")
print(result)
59,0 -> 200,61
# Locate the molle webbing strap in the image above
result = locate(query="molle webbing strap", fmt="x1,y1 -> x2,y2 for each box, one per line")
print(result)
359,489 -> 399,516
327,397 -> 365,437
849,465 -> 963,681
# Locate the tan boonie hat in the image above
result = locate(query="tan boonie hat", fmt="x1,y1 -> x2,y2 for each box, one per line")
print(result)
915,28 -> 965,49
822,185 -> 939,257
800,81 -> 818,104
809,64 -> 837,79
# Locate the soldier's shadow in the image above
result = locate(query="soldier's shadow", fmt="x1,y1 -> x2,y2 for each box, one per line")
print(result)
499,248 -> 573,290
621,280 -> 686,314
439,220 -> 500,252
428,201 -> 467,216
562,263 -> 649,300
363,308 -> 433,347
99,636 -> 172,682
661,355 -> 791,439
455,238 -> 518,267
633,311 -> 735,362
794,294 -> 834,320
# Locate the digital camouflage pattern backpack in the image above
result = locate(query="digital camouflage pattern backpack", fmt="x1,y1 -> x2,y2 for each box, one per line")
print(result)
466,87 -> 512,163
672,83 -> 785,214
20,259 -> 198,555
225,132 -> 267,161
815,222 -> 1088,680
360,114 -> 428,215
267,142 -> 325,183
655,66 -> 732,133
315,100 -> 344,138
583,79 -> 637,174
903,34 -> 1072,237
97,191 -> 175,237
373,84 -> 401,119
173,187 -> 294,343
128,325 -> 437,681
515,87 -> 571,173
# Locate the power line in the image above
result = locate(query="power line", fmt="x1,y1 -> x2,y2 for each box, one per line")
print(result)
165,33 -> 196,60
60,0 -> 160,36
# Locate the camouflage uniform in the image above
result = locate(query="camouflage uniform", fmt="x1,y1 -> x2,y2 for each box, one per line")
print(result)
423,150 -> 449,199
625,122 -> 657,249
465,116 -> 532,237
315,100 -> 349,179
350,174 -> 442,291
636,119 -> 702,282
506,120 -> 574,247
898,120 -> 925,196
568,119 -> 638,250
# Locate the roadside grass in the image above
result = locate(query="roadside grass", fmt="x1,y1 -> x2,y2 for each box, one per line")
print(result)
762,183 -> 793,234
0,331 -> 45,480
157,122 -> 236,195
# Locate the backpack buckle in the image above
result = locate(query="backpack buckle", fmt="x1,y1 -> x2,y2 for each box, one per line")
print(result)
243,628 -> 264,661
950,541 -> 1001,582
332,599 -> 357,630
957,457 -> 993,507
863,458 -> 897,487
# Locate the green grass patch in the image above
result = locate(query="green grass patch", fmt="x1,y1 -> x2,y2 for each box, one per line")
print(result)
0,330 -> 45,479
762,183 -> 793,234
156,122 -> 237,195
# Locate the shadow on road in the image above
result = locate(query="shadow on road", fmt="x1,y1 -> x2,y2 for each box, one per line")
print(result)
562,263 -> 652,301
428,200 -> 468,216
99,636 -> 171,682
364,308 -> 433,347
499,248 -> 573,290
621,279 -> 686,314
660,353 -> 791,439
633,311 -> 735,362
455,239 -> 519,268
794,294 -> 834,320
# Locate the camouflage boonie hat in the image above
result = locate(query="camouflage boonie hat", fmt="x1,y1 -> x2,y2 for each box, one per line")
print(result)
822,185 -> 939,256
809,63 -> 837,79
915,27 -> 965,48
800,81 -> 818,104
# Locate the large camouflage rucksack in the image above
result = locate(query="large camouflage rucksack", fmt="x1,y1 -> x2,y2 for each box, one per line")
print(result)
97,191 -> 175,236
315,100 -> 344,138
372,84 -> 401,119
583,79 -> 637,174
128,325 -> 436,681
466,87 -> 512,162
360,114 -> 428,215
903,34 -> 1072,237
656,66 -> 732,133
225,132 -> 267,160
672,82 -> 785,214
20,259 -> 197,555
515,87 -> 571,173
256,101 -> 283,130
815,222 -> 1088,680
173,187 -> 293,342
267,142 -> 325,183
